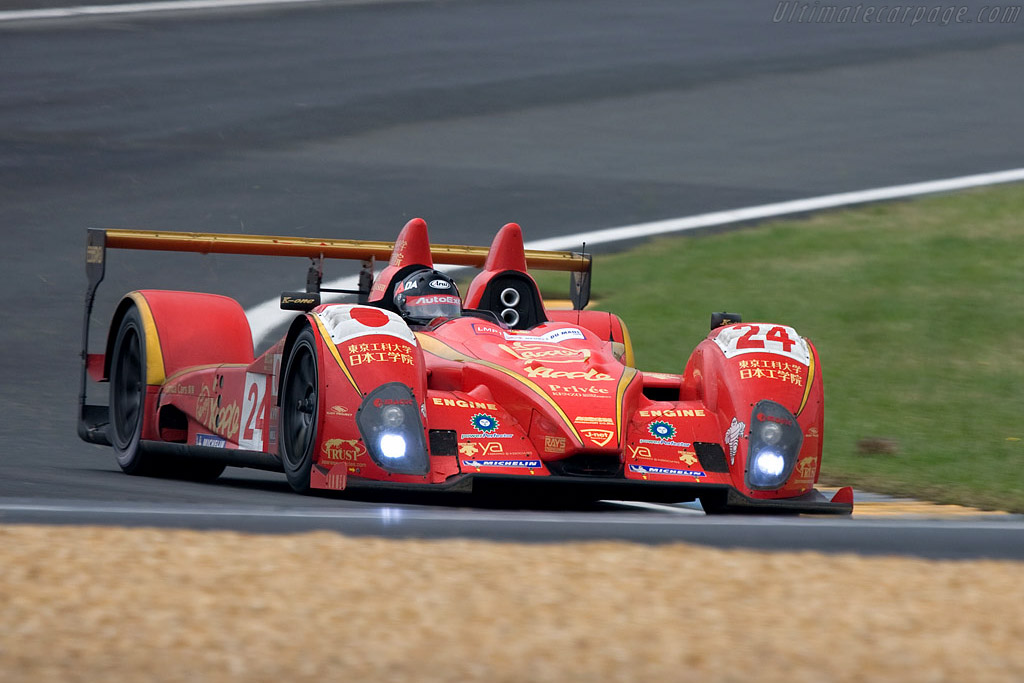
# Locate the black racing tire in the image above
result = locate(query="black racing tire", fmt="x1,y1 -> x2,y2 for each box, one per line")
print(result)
109,305 -> 226,482
279,326 -> 320,493
109,306 -> 161,475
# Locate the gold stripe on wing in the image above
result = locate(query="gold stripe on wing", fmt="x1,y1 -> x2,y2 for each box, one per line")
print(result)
615,367 -> 639,445
311,315 -> 361,396
796,344 -> 816,417
127,292 -> 166,386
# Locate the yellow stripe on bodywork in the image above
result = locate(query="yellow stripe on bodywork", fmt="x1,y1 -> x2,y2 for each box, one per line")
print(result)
797,346 -> 816,417
311,315 -> 362,396
416,333 -> 583,444
127,292 -> 166,386
618,318 -> 636,368
615,367 -> 639,444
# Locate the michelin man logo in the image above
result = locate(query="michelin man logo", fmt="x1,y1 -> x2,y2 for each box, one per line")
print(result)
725,417 -> 745,466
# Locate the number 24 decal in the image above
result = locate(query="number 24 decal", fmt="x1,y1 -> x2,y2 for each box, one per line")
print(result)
715,323 -> 810,364
736,325 -> 796,352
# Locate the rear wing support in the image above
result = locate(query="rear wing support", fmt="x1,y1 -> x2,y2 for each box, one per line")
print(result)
79,229 -> 110,444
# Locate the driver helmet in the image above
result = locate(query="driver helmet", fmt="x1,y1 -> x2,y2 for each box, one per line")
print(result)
393,269 -> 462,321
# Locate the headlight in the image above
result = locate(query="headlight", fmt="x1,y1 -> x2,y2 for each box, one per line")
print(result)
356,383 -> 429,475
381,405 -> 405,428
745,400 -> 803,490
379,433 -> 407,459
760,421 -> 783,445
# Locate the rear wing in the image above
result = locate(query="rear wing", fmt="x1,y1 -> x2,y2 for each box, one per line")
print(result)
79,228 -> 592,444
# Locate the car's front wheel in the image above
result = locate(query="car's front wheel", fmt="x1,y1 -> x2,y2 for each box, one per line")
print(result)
280,326 -> 320,493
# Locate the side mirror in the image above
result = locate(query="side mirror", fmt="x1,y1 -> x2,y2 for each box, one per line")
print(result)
280,292 -> 321,311
569,269 -> 591,310
711,312 -> 742,330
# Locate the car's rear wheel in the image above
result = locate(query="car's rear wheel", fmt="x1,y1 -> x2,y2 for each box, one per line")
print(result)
110,305 -> 226,481
280,327 -> 319,493
110,307 -> 160,475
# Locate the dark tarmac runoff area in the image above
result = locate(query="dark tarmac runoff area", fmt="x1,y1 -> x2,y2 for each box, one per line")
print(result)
1,0 -> 1022,554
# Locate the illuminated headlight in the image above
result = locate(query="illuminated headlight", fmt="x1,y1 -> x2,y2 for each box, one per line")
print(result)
751,449 -> 785,478
356,383 -> 429,475
379,433 -> 407,459
745,400 -> 803,490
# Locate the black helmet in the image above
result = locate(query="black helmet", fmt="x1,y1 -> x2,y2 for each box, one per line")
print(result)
393,269 -> 461,321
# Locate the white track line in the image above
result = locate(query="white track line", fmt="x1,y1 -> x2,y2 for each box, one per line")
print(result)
3,502 -> 1022,529
0,0 -> 403,22
246,167 -> 1024,345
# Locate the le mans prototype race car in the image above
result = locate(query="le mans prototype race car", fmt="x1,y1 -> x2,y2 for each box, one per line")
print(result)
78,219 -> 853,514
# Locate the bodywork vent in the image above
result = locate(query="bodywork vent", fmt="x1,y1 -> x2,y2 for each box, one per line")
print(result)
547,454 -> 623,478
428,430 -> 458,456
694,442 -> 730,473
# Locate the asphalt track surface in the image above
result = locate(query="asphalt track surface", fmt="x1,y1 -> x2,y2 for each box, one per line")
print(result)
2,0 -> 1023,558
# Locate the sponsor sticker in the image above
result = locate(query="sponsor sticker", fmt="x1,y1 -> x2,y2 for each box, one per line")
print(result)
678,450 -> 699,466
794,455 -> 818,483
499,342 -> 591,364
431,397 -> 499,411
725,418 -> 745,466
548,385 -> 610,398
639,409 -> 706,418
575,416 -> 615,425
470,413 -> 499,433
472,325 -> 585,343
629,464 -> 705,478
321,438 -> 367,464
523,366 -> 614,381
647,421 -> 676,440
737,359 -> 806,386
346,341 -> 415,367
196,383 -> 241,440
628,445 -> 653,459
462,460 -> 542,469
580,429 -> 615,447
638,439 -> 693,448
195,433 -> 226,448
544,436 -> 567,454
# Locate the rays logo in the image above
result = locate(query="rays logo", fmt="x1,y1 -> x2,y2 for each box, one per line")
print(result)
470,413 -> 499,433
648,421 -> 676,440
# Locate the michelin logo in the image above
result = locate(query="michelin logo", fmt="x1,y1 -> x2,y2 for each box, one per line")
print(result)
462,460 -> 541,469
196,433 -> 227,448
629,464 -> 705,477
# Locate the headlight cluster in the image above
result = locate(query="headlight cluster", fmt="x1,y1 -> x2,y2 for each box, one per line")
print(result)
745,400 -> 803,490
356,382 -> 430,475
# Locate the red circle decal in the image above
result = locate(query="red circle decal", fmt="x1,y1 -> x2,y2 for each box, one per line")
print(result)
350,307 -> 390,327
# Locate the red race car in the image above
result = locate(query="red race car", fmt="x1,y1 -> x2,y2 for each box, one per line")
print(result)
78,219 -> 852,514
